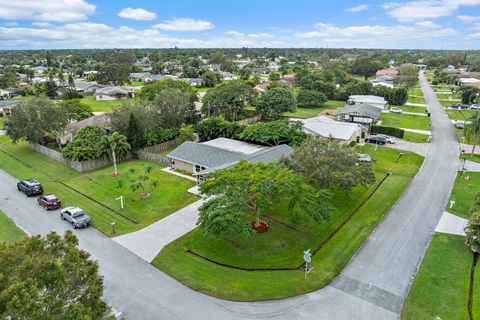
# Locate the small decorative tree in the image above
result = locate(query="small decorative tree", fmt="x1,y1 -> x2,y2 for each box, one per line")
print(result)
127,166 -> 158,199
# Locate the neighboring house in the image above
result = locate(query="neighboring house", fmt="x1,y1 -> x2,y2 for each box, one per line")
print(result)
94,86 -> 136,101
371,76 -> 394,88
348,95 -> 388,110
0,89 -> 11,100
183,78 -> 202,86
73,80 -> 104,93
299,115 -> 366,144
375,68 -> 398,77
32,66 -> 48,74
83,70 -> 98,76
458,78 -> 480,86
246,67 -> 270,74
220,72 -> 236,81
167,137 -> 293,184
130,72 -> 150,82
336,104 -> 382,126
62,113 -> 111,144
0,100 -> 18,116
17,73 -> 28,82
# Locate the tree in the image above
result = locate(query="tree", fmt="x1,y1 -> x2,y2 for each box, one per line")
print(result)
282,136 -> 376,194
138,78 -> 197,102
47,128 -> 67,150
176,124 -> 196,144
395,63 -> 419,89
461,86 -> 479,105
62,126 -> 106,161
351,56 -> 381,80
195,117 -> 245,142
96,132 -> 131,176
238,68 -> 252,80
5,98 -> 68,144
256,87 -> 296,119
125,166 -> 159,199
238,120 -> 306,146
0,231 -> 112,320
96,63 -> 130,85
464,111 -> 480,156
197,161 -> 332,237
201,71 -> 222,87
297,89 -> 327,107
269,72 -> 281,81
126,112 -> 145,158
202,81 -> 256,120
465,196 -> 480,253
0,68 -> 18,88
335,81 -> 374,101
150,90 -> 197,128
60,99 -> 93,121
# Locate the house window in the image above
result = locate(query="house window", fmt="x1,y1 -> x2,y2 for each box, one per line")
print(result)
195,165 -> 201,172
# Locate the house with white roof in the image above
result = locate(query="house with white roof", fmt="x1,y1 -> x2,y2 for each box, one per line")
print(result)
348,95 -> 388,110
298,115 -> 365,144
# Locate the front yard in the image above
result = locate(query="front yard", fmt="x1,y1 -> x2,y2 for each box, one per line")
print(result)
0,210 -> 26,244
152,145 -> 424,301
0,137 -> 197,236
380,113 -> 430,131
449,172 -> 480,219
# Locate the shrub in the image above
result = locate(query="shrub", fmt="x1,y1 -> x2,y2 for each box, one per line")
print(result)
297,89 -> 327,107
370,125 -> 405,138
144,128 -> 179,146
62,126 -> 106,161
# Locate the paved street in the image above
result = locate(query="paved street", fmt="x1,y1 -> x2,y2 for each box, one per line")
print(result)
0,71 -> 460,319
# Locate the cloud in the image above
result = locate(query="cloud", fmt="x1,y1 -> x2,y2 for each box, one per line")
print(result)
118,8 -> 156,21
0,0 -> 95,22
32,22 -> 52,27
415,20 -> 441,28
345,4 -> 369,12
383,0 -> 480,21
153,18 -> 214,31
3,22 -> 17,27
458,15 -> 480,22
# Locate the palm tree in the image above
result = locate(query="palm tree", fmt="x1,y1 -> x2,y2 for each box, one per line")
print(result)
47,128 -> 66,151
97,132 -> 130,176
464,111 -> 480,157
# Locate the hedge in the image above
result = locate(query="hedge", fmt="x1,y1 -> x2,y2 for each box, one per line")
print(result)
370,125 -> 405,139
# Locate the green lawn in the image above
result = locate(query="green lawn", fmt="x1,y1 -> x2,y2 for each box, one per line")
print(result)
152,146 -> 424,301
449,172 -> 480,219
399,105 -> 427,113
402,233 -> 479,320
446,109 -> 478,121
80,96 -> 124,112
0,210 -> 26,245
284,100 -> 345,119
0,116 -> 6,130
461,153 -> 480,164
381,113 -> 430,131
407,96 -> 425,104
0,137 -> 197,236
440,100 -> 458,108
403,131 -> 431,143
408,88 -> 424,97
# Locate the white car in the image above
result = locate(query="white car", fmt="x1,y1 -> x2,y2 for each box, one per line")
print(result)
471,104 -> 479,110
390,107 -> 403,114
380,135 -> 396,144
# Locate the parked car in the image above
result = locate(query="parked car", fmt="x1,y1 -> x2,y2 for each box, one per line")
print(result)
452,104 -> 468,110
365,135 -> 387,145
471,104 -> 479,110
390,107 -> 403,114
60,207 -> 92,229
455,120 -> 465,129
379,135 -> 396,144
17,179 -> 43,196
37,194 -> 62,210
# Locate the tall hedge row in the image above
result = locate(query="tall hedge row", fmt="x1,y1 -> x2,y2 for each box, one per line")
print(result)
370,125 -> 405,138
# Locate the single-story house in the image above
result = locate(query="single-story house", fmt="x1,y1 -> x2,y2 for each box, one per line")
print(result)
371,76 -> 394,88
32,66 -> 48,74
184,78 -> 202,86
348,95 -> 388,110
246,67 -> 270,75
74,80 -> 104,93
458,78 -> 480,86
375,68 -> 398,77
299,115 -> 365,144
167,137 -> 293,184
130,72 -> 150,82
62,113 -> 111,144
94,86 -> 136,101
0,89 -> 11,100
336,104 -> 382,126
220,72 -> 236,81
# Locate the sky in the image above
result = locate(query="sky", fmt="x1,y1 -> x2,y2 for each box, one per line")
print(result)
0,0 -> 479,50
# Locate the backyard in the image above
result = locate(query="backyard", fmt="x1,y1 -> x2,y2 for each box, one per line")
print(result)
284,100 -> 345,118
152,145 -> 424,301
0,136 -> 198,236
80,95 -> 124,112
380,113 -> 430,131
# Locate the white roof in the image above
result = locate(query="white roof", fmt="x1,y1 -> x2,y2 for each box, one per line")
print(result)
349,95 -> 387,104
459,78 -> 480,84
202,138 -> 267,155
299,115 -> 362,141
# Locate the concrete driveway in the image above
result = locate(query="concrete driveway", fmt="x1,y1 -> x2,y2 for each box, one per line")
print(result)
0,71 -> 460,320
383,140 -> 430,157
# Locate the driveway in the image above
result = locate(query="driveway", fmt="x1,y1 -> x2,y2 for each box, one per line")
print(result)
383,140 -> 430,157
0,71 -> 460,320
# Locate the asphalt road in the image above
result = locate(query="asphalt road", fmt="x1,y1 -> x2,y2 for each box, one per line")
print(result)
0,71 -> 459,320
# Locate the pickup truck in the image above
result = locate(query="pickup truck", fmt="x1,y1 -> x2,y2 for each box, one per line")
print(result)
60,207 -> 92,229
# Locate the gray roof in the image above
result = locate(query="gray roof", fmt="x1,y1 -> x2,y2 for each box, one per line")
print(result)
337,104 -> 382,119
168,141 -> 245,168
168,140 -> 293,175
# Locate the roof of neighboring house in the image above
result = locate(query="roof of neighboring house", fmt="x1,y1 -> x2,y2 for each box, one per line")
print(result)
337,104 -> 382,119
376,68 -> 398,76
74,80 -> 102,91
64,113 -> 111,135
348,95 -> 387,105
299,115 -> 362,141
95,86 -> 132,96
168,138 -> 293,175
